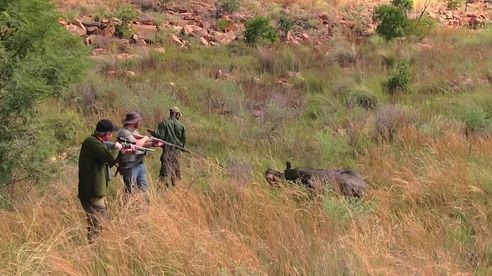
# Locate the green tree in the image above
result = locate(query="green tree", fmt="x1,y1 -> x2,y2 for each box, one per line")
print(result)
0,0 -> 88,186
244,17 -> 278,45
373,5 -> 409,41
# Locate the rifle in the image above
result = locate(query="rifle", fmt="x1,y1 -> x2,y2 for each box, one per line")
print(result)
104,137 -> 155,152
144,128 -> 226,173
134,131 -> 189,153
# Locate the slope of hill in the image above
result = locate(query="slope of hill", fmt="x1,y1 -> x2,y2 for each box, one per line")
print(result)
0,0 -> 491,274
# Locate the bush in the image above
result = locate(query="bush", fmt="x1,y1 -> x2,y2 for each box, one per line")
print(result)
216,18 -> 230,32
217,0 -> 241,15
334,81 -> 378,110
386,60 -> 410,94
244,16 -> 278,45
460,108 -> 492,135
373,5 -> 408,41
405,17 -> 436,40
277,13 -> 295,38
114,5 -> 139,38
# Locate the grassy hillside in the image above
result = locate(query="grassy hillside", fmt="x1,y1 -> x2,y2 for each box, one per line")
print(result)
1,1 -> 492,274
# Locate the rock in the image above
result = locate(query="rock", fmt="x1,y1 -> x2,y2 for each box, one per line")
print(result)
213,31 -> 236,45
86,26 -> 99,33
85,35 -> 96,45
301,33 -> 310,40
133,24 -> 158,41
171,34 -> 184,46
172,26 -> 184,33
126,71 -> 136,77
183,24 -> 208,37
82,21 -> 102,28
65,24 -> 86,36
200,37 -> 209,46
140,13 -> 156,25
91,48 -> 107,56
286,31 -> 295,41
94,24 -> 115,37
136,38 -> 147,46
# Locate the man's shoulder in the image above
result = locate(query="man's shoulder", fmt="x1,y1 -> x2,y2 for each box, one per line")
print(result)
175,120 -> 185,129
118,127 -> 135,139
82,135 -> 100,145
171,118 -> 185,127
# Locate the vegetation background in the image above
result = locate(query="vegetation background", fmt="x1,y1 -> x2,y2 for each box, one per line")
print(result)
1,0 -> 491,274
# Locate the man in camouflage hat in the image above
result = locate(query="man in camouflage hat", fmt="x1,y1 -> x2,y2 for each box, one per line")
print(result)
155,106 -> 186,187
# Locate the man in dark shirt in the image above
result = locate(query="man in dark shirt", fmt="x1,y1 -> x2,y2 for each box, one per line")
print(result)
155,107 -> 186,187
78,119 -> 127,242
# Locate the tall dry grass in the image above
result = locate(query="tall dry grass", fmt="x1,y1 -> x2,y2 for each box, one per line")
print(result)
1,127 -> 490,275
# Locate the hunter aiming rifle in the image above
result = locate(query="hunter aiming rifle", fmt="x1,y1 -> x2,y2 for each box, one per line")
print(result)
141,128 -> 226,173
104,137 -> 155,152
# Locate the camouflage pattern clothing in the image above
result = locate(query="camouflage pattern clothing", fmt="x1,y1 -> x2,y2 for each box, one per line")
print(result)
155,117 -> 186,186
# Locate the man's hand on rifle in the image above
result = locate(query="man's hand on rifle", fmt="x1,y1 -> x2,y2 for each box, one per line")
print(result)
114,141 -> 124,150
152,140 -> 164,147
115,141 -> 136,153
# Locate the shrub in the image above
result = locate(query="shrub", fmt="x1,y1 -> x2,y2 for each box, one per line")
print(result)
460,108 -> 492,135
386,60 -> 410,94
217,0 -> 241,15
277,13 -> 295,38
216,18 -> 230,32
334,81 -> 378,110
405,17 -> 436,40
244,16 -> 278,45
373,5 -> 408,41
114,5 -> 139,39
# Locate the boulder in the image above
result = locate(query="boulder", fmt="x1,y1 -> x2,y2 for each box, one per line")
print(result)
183,24 -> 208,37
213,31 -> 236,45
133,24 -> 158,41
171,34 -> 184,46
200,37 -> 209,46
65,24 -> 86,36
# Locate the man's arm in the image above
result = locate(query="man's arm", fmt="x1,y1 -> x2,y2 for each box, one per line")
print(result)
154,122 -> 166,141
181,126 -> 186,148
84,138 -> 119,163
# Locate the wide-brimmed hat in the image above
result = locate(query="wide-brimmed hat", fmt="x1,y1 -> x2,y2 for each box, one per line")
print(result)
95,119 -> 117,132
122,112 -> 143,125
170,106 -> 182,115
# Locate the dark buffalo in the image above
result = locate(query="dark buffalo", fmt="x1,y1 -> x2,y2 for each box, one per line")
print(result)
265,161 -> 368,198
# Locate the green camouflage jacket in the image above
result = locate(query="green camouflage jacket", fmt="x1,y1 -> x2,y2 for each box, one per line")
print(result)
155,117 -> 186,148
78,135 -> 119,202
